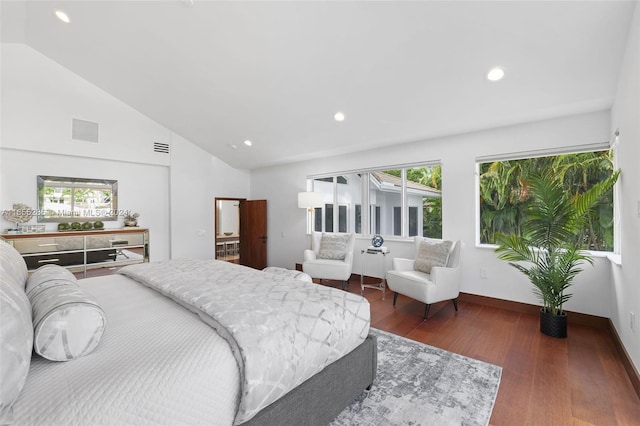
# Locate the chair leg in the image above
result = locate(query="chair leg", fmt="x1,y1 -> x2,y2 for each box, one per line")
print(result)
393,292 -> 399,306
452,298 -> 459,312
424,304 -> 431,320
342,280 -> 348,290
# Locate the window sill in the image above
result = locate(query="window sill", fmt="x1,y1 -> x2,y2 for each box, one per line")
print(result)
476,243 -> 616,261
607,253 -> 622,266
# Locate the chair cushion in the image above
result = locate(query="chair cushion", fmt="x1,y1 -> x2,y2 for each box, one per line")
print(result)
317,233 -> 350,260
302,259 -> 352,281
414,240 -> 453,274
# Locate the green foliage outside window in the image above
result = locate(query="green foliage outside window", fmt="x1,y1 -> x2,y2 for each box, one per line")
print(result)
479,150 -> 615,251
386,166 -> 442,238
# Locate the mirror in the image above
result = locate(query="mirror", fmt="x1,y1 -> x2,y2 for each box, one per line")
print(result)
215,198 -> 242,263
37,175 -> 118,222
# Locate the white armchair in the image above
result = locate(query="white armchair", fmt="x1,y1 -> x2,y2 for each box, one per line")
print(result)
386,237 -> 462,320
302,232 -> 355,290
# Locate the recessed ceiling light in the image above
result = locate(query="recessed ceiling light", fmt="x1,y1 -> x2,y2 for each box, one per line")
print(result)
487,67 -> 505,82
55,10 -> 71,23
244,140 -> 252,147
229,144 -> 238,149
334,112 -> 345,122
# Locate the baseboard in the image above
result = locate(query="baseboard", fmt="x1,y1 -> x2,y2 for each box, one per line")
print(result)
608,319 -> 640,399
457,292 -> 610,330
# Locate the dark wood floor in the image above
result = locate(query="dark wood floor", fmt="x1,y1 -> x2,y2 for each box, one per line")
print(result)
334,277 -> 640,425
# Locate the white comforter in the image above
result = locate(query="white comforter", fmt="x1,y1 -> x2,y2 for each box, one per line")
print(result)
12,274 -> 241,425
120,259 -> 371,424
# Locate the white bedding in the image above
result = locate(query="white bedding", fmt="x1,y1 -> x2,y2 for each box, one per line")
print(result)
120,259 -> 371,425
11,274 -> 241,426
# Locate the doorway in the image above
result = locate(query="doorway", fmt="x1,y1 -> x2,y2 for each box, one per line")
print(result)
215,198 -> 268,269
215,198 -> 242,264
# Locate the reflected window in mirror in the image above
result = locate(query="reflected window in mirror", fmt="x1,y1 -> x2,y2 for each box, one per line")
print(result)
37,176 -> 118,222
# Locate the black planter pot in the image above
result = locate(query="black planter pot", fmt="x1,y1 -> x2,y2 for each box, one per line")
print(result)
540,309 -> 567,338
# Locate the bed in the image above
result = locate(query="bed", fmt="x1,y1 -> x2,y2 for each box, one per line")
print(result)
0,241 -> 377,425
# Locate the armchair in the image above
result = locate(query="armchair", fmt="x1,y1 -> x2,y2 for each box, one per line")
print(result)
386,237 -> 462,320
302,232 -> 355,290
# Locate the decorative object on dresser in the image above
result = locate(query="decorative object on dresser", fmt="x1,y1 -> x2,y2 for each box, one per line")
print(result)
0,228 -> 149,278
2,203 -> 35,234
123,212 -> 139,227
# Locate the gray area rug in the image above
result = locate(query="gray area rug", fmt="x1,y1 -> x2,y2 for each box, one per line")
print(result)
331,328 -> 502,426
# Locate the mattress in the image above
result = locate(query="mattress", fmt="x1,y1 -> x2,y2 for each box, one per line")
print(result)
11,274 -> 241,425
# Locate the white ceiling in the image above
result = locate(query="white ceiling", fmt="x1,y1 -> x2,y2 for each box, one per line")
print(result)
1,1 -> 636,170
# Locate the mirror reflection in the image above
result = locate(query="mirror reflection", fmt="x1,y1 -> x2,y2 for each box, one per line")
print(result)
37,175 -> 118,222
215,198 -> 241,263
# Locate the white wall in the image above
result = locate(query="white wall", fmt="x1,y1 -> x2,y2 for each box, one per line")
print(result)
169,133 -> 250,259
610,3 -> 640,375
1,43 -> 251,261
251,110 -> 615,317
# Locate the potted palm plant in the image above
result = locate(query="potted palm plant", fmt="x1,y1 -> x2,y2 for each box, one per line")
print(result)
495,169 -> 619,338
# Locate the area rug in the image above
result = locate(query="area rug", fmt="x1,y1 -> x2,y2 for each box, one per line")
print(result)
331,328 -> 502,426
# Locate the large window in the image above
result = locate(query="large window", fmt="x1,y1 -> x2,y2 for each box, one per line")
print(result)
309,164 -> 442,238
478,150 -> 615,252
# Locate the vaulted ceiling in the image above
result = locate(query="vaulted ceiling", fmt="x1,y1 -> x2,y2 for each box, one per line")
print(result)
1,1 -> 636,169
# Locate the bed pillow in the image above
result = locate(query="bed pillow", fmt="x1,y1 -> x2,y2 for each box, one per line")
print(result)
26,264 -> 77,298
0,276 -> 33,424
0,240 -> 28,291
28,277 -> 106,362
317,233 -> 350,260
414,240 -> 453,274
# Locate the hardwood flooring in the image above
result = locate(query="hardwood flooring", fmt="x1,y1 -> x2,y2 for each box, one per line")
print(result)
335,277 -> 640,425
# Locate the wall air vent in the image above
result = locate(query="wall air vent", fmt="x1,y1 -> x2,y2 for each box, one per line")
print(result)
72,118 -> 99,143
153,142 -> 170,154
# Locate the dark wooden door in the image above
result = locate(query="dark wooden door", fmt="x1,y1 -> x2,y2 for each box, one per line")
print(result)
239,199 -> 267,270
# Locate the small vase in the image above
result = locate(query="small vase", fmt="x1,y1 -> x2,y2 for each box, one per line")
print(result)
124,220 -> 137,227
540,309 -> 567,338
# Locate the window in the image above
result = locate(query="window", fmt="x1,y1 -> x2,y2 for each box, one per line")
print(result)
338,205 -> 347,232
478,150 -> 615,252
325,203 -> 333,232
308,163 -> 441,238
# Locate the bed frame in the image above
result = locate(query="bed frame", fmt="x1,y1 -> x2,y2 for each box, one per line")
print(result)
244,334 -> 378,426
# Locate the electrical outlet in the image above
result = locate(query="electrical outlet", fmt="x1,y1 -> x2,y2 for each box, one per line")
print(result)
480,267 -> 488,279
631,312 -> 636,331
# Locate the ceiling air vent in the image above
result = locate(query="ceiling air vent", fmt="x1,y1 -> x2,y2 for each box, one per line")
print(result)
153,142 -> 170,154
72,118 -> 99,143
